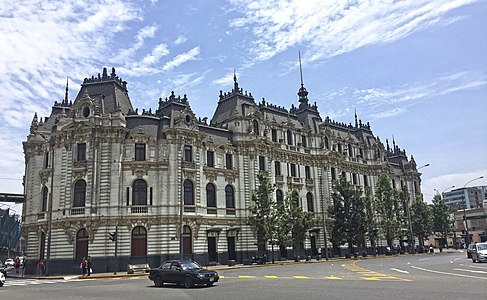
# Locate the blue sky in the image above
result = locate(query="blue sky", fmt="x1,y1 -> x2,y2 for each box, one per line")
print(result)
1,0 -> 486,215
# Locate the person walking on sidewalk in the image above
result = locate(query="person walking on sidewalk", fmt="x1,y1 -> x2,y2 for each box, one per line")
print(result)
80,257 -> 87,276
87,256 -> 92,276
37,260 -> 45,276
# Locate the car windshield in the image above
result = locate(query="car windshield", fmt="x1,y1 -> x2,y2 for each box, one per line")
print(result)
477,244 -> 487,251
180,261 -> 202,271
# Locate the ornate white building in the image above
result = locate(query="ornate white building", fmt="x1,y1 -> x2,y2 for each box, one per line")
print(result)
22,67 -> 423,274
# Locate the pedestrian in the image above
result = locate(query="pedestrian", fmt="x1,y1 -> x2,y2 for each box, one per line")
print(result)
80,257 -> 87,276
14,256 -> 20,273
87,255 -> 92,276
37,260 -> 45,276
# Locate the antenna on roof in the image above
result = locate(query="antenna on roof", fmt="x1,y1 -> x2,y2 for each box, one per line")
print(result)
299,51 -> 304,87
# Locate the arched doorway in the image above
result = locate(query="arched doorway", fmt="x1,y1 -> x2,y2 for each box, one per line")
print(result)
75,228 -> 89,259
131,226 -> 147,257
183,225 -> 193,259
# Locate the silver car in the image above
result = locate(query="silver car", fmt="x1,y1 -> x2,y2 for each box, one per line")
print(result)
471,242 -> 487,263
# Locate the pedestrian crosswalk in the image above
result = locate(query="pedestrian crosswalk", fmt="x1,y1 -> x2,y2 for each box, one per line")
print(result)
2,278 -> 69,287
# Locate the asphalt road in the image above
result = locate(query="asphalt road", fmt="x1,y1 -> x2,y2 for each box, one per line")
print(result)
1,252 -> 485,300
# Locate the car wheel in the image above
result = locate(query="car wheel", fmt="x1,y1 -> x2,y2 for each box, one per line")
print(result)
207,282 -> 214,287
183,276 -> 194,288
472,257 -> 476,263
154,276 -> 163,287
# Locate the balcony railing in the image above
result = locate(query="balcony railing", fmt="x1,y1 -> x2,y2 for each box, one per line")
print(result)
130,206 -> 148,214
70,208 -> 85,215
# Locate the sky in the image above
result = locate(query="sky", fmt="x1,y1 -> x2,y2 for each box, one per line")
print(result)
1,0 -> 486,216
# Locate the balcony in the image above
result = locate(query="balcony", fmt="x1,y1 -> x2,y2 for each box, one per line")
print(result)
226,208 -> 236,215
70,207 -> 85,215
207,207 -> 217,215
37,212 -> 46,220
305,178 -> 314,187
184,205 -> 196,213
130,205 -> 148,214
275,175 -> 284,183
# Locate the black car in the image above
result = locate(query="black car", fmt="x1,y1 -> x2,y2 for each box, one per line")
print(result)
467,243 -> 475,258
148,260 -> 219,288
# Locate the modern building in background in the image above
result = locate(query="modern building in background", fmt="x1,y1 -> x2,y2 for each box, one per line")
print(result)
443,186 -> 487,211
0,208 -> 22,260
21,67 -> 424,274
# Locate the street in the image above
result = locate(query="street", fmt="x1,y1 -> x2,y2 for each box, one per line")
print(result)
1,252 -> 486,299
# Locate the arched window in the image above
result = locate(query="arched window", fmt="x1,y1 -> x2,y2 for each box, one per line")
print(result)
307,192 -> 314,212
206,183 -> 216,208
132,179 -> 147,205
253,119 -> 259,135
287,129 -> 293,145
73,180 -> 86,207
183,225 -> 192,257
225,185 -> 235,208
75,228 -> 89,259
184,179 -> 194,205
276,189 -> 284,204
131,226 -> 147,257
41,186 -> 48,212
324,136 -> 329,150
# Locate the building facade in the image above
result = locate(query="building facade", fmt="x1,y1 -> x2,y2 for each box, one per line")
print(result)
443,186 -> 487,212
22,67 -> 423,274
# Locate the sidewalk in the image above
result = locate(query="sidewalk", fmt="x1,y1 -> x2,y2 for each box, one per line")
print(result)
6,249 -> 463,281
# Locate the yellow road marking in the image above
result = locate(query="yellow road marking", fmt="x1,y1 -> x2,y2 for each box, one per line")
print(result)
324,276 -> 343,280
294,276 -> 308,279
265,275 -> 278,279
238,275 -> 255,279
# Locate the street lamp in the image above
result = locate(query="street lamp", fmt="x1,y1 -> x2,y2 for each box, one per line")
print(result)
463,176 -> 484,247
45,134 -> 56,276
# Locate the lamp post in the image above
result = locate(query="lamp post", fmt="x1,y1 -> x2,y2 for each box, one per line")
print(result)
462,176 -> 484,247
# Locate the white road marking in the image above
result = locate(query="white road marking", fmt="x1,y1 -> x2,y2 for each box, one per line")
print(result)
411,266 -> 487,280
459,264 -> 487,269
418,258 -> 430,262
453,268 -> 487,274
390,268 -> 409,274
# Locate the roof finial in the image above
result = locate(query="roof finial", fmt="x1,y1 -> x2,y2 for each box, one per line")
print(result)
297,51 -> 309,106
299,51 -> 304,87
64,77 -> 69,105
233,69 -> 239,93
354,108 -> 358,127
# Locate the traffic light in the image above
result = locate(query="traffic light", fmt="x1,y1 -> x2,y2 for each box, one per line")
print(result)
108,231 -> 117,242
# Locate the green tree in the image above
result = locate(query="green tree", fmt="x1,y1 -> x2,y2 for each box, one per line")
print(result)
328,175 -> 367,254
247,172 -> 276,251
374,173 -> 402,248
364,192 -> 379,250
411,195 -> 432,247
285,189 -> 315,256
432,194 -> 452,247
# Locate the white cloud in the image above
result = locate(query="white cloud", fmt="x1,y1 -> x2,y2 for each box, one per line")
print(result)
228,0 -> 480,62
174,35 -> 188,45
162,46 -> 201,71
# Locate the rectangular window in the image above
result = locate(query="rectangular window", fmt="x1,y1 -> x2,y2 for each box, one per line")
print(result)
135,143 -> 146,161
271,129 -> 277,142
226,153 -> 233,169
207,150 -> 214,167
364,175 -> 369,187
341,171 -> 346,180
150,187 -> 153,206
305,166 -> 311,179
331,167 -> 336,181
126,187 -> 130,206
77,143 -> 86,161
275,161 -> 281,176
301,136 -> 307,148
259,156 -> 265,171
184,145 -> 192,162
290,164 -> 297,177
352,173 -> 358,185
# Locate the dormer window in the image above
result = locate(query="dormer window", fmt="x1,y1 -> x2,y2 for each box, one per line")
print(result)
82,106 -> 90,118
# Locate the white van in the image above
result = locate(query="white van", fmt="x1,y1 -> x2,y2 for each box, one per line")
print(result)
471,242 -> 487,263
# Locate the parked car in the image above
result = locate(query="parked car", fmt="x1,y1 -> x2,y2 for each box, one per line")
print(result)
471,242 -> 487,263
467,243 -> 475,258
148,260 -> 219,288
0,261 -> 5,276
4,259 -> 14,267
0,270 -> 5,287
